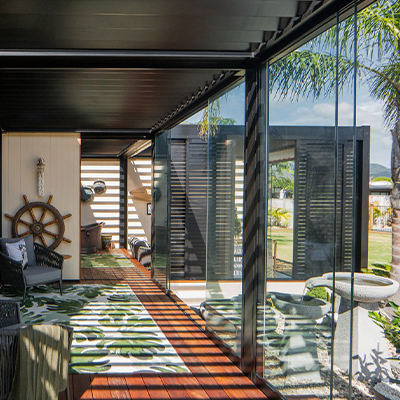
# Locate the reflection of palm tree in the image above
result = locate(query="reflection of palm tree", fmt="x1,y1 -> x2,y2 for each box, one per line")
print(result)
197,98 -> 236,140
269,0 -> 400,296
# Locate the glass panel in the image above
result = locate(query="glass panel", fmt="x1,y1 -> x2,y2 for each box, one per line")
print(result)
152,129 -> 171,291
206,82 -> 245,355
258,10 -> 360,398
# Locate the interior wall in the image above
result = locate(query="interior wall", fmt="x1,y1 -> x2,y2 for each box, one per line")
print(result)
127,157 -> 152,241
81,158 -> 120,248
2,132 -> 80,280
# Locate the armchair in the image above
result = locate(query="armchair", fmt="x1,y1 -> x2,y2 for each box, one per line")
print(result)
0,241 -> 64,303
0,301 -> 73,400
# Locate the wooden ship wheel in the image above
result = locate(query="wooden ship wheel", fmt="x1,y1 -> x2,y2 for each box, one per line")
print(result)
5,195 -> 72,250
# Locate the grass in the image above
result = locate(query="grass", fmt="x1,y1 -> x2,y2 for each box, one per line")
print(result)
268,228 -> 392,271
368,231 -> 391,269
269,228 -> 293,263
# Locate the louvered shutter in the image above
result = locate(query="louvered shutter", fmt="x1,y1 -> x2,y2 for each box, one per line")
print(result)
170,140 -> 187,277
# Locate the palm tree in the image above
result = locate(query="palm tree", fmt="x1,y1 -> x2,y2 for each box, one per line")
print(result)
269,0 -> 400,297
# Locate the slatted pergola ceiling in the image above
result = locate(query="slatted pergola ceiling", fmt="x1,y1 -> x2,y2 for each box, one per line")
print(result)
0,0 -> 360,152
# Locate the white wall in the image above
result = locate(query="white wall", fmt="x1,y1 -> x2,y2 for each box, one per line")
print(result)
127,158 -> 152,241
2,132 -> 80,280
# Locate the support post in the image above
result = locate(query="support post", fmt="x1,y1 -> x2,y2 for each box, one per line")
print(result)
241,65 -> 267,380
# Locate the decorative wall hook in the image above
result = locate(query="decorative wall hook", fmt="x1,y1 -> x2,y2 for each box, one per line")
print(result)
37,158 -> 45,197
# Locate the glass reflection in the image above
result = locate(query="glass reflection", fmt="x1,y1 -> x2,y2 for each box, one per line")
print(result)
205,82 -> 245,355
259,14 -> 360,398
152,129 -> 171,291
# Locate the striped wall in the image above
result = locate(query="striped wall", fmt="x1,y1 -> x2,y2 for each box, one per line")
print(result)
127,158 -> 152,241
81,159 -> 120,248
235,160 -> 244,222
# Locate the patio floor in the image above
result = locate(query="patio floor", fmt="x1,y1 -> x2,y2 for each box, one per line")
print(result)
62,251 -> 268,400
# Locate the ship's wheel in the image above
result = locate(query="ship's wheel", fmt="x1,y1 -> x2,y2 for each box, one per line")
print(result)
5,194 -> 72,250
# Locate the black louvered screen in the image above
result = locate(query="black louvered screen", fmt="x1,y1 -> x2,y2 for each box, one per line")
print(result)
170,140 -> 187,277
293,134 -> 357,279
294,140 -> 336,279
207,136 -> 236,280
184,139 -> 208,278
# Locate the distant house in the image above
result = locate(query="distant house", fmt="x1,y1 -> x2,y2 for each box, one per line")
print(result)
369,181 -> 392,206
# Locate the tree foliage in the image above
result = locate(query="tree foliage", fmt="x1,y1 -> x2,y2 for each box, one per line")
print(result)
197,97 -> 236,140
270,0 -> 400,131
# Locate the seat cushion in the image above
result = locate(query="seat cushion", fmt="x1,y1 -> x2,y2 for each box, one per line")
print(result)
23,265 -> 61,286
0,235 -> 36,266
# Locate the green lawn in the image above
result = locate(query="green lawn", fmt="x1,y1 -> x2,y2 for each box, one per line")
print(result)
368,231 -> 391,269
269,228 -> 293,263
268,228 -> 392,270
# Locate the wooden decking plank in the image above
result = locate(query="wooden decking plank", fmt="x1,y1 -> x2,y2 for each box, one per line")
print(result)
90,374 -> 113,399
141,375 -> 171,399
160,375 -> 192,399
107,376 -> 132,399
71,374 -> 93,399
124,375 -> 151,399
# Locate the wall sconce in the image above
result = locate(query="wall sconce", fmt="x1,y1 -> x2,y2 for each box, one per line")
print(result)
37,158 -> 45,197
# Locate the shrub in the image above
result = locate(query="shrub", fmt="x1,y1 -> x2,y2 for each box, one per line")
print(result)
370,301 -> 400,352
306,287 -> 329,302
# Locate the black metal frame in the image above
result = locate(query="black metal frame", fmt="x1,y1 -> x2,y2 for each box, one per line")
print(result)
241,65 -> 267,381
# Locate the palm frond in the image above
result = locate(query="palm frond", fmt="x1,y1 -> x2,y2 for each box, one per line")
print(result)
367,60 -> 400,128
269,50 -> 357,101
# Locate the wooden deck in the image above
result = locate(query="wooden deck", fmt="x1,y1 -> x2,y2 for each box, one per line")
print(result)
64,251 -> 269,400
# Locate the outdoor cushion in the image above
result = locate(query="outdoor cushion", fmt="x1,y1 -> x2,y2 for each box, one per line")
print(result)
6,241 -> 28,269
0,236 -> 36,266
23,265 -> 61,286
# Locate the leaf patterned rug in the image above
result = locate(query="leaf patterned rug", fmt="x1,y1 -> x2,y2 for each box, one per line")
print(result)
0,284 -> 189,374
81,253 -> 134,268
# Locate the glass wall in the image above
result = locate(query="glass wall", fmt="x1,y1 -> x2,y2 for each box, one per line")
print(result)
257,10 -> 363,399
206,82 -> 245,355
152,129 -> 171,291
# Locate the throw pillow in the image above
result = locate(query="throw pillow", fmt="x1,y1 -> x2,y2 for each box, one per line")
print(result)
6,240 -> 29,269
0,236 -> 36,266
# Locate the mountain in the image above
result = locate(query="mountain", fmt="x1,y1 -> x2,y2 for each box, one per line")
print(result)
370,163 -> 391,179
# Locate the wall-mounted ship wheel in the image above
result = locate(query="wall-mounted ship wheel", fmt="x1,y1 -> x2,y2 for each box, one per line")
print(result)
5,194 -> 72,250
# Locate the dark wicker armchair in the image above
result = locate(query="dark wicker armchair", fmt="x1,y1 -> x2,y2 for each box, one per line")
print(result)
0,242 -> 64,303
0,301 -> 73,400
0,300 -> 21,400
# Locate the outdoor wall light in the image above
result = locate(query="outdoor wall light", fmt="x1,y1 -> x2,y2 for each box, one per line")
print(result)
37,158 -> 45,197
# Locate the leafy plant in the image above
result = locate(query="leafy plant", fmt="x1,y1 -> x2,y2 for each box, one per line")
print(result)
363,262 -> 391,278
370,301 -> 400,352
268,208 -> 291,228
306,287 -> 330,302
371,177 -> 393,183
234,208 -> 242,238
270,162 -> 295,196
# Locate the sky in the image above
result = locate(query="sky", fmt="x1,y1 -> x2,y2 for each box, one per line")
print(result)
184,81 -> 391,168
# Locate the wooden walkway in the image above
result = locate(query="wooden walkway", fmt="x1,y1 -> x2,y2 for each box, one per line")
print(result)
64,252 -> 269,400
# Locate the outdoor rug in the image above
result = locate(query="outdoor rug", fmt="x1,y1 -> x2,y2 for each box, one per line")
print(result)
0,284 -> 190,374
81,253 -> 134,268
